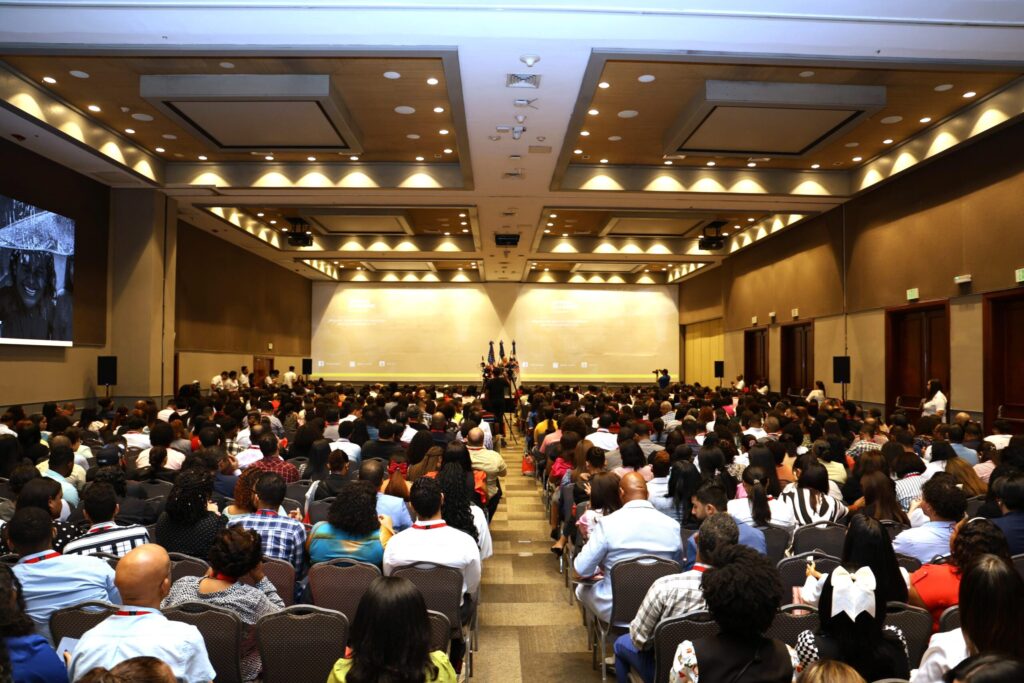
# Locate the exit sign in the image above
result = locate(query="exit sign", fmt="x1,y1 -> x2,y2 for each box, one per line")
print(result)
907,288 -> 920,301
1016,268 -> 1024,284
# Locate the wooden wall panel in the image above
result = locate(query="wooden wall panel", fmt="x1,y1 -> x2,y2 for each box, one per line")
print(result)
175,222 -> 311,355
0,139 -> 108,345
683,318 -> 723,387
678,266 -> 723,325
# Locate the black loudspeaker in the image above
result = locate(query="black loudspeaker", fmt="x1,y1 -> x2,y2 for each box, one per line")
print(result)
714,360 -> 725,378
301,358 -> 313,375
97,356 -> 118,386
833,356 -> 851,384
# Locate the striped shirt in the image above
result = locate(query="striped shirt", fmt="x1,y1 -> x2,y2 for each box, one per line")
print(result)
895,474 -> 925,511
63,522 -> 150,558
779,484 -> 847,525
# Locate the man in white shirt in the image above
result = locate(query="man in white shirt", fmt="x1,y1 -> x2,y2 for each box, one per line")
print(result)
328,421 -> 362,465
134,421 -> 187,471
282,365 -> 298,388
985,419 -> 1013,451
63,483 -> 150,558
587,414 -> 620,452
68,544 -> 215,682
734,375 -> 746,391
743,415 -> 768,440
238,365 -> 250,389
210,371 -> 227,393
383,477 -> 480,671
224,370 -> 239,393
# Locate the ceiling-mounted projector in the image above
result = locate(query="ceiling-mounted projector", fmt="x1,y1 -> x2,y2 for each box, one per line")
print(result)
286,217 -> 313,247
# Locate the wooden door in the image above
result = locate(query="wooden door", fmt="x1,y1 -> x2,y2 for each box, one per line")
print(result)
253,356 -> 274,390
744,328 -> 769,386
984,290 -> 1024,434
780,322 -> 814,397
886,303 -> 950,421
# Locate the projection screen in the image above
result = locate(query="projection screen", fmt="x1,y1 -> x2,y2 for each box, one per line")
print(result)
311,283 -> 679,382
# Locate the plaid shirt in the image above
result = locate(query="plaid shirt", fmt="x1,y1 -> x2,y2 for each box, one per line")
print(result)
224,438 -> 242,457
845,439 -> 882,460
629,564 -> 709,650
229,509 -> 306,575
248,456 -> 300,484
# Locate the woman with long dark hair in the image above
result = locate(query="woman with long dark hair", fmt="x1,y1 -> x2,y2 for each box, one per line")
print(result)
728,465 -> 796,529
859,471 -> 910,525
328,575 -> 456,683
921,379 -> 948,420
436,462 -> 484,553
0,564 -> 65,681
666,459 -> 701,527
696,446 -> 738,499
923,441 -> 960,483
780,454 -> 848,525
576,472 -> 622,541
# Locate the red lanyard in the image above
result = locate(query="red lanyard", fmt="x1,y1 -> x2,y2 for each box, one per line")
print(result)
255,509 -> 278,517
88,523 -> 118,534
115,609 -> 156,616
210,572 -> 238,583
22,552 -> 60,564
413,522 -> 448,530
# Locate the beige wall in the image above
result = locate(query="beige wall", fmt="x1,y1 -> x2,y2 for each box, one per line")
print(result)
950,296 -> 983,412
177,351 -> 306,390
683,318 -> 724,387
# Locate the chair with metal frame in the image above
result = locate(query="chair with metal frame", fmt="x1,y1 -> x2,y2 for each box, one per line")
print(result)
307,559 -> 381,622
50,601 -> 117,643
651,611 -> 718,683
392,562 -> 476,677
256,604 -> 348,683
791,521 -> 847,557
163,601 -> 244,683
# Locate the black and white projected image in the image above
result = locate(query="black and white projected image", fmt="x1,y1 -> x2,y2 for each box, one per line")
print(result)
0,195 -> 74,345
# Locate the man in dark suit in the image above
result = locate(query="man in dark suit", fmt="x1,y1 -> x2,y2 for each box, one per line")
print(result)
993,472 -> 1024,555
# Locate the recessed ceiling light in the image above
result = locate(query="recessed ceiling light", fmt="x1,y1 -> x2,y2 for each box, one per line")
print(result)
549,213 -> 557,218
883,138 -> 894,144
458,212 -> 467,217
265,155 -> 274,161
543,229 -> 550,234
598,81 -> 610,89
395,106 -> 416,115
415,156 -> 424,161
42,76 -> 56,84
644,269 -> 650,273
307,156 -> 316,161
799,70 -> 815,78
433,106 -> 444,113
124,128 -> 135,134
546,222 -> 555,227
383,71 -> 401,79
219,62 -> 235,69
131,113 -> 153,122
663,160 -> 673,165
880,115 -> 903,124
852,156 -> 863,162
269,220 -> 277,224
257,212 -> 265,217
69,70 -> 89,79
608,135 -> 622,142
588,108 -> 599,115
733,224 -> 741,229
580,130 -> 590,137
599,158 -> 608,164
919,117 -> 932,123
747,218 -> 755,222
617,110 -> 638,119
462,228 -> 469,233
460,221 -> 468,226
844,142 -> 860,148
561,233 -> 568,237
438,128 -> 449,135
443,147 -> 453,154
350,155 -> 359,161
162,134 -> 177,140
87,104 -> 101,112
722,233 -> 729,238
746,162 -> 756,167
155,147 -> 165,153
811,163 -> 820,169
426,77 -> 439,85
934,83 -> 953,92
198,155 -> 208,160
444,232 -> 451,236
573,149 -> 583,154
544,267 -> 550,271
963,91 -> 976,98
706,161 -> 716,167
638,74 -> 656,83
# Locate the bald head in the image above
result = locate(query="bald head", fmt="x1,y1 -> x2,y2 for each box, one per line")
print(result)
115,544 -> 172,609
619,472 -> 649,503
467,427 -> 485,447
431,412 -> 447,430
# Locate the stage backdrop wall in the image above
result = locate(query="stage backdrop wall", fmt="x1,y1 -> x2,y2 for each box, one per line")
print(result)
311,283 -> 679,383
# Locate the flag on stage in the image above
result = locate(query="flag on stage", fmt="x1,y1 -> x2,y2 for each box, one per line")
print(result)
499,340 -> 505,359
487,341 -> 495,365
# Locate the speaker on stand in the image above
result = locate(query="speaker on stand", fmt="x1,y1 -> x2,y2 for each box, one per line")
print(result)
714,360 -> 725,387
97,356 -> 118,398
833,356 -> 851,401
301,357 -> 313,380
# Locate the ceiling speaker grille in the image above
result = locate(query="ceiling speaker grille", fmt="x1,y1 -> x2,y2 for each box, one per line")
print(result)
506,73 -> 541,89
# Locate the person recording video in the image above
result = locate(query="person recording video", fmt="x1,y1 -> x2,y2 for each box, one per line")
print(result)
484,366 -> 510,442
652,368 -> 670,389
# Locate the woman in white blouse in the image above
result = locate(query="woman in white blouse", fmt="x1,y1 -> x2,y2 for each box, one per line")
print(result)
921,379 -> 947,419
727,465 -> 796,530
805,381 -> 827,405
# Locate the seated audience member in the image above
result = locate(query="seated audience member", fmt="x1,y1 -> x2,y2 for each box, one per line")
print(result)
908,517 -> 1012,630
611,440 -> 653,482
913,554 -> 1024,683
858,470 -> 911,525
645,451 -> 673,518
383,477 -> 480,671
135,421 -> 186,471
228,472 -> 306,575
38,441 -> 79,508
77,656 -> 178,683
223,467 -> 265,519
214,450 -> 239,499
795,566 -> 910,680
246,433 -> 299,484
798,660 -> 867,683
8,508 -> 119,645
801,514 -> 909,607
360,422 -> 403,462
163,526 -> 284,682
672,545 -> 799,682
0,564 -> 66,682
990,471 -> 1023,554
133,447 -> 178,484
893,476 -> 968,563
614,513 -> 738,683
0,464 -> 44,523
85,466 -> 160,526
13,477 -> 81,552
330,420 -> 362,466
69,545 -> 215,682
307,480 -> 393,567
359,458 -> 413,531
944,656 -> 1024,683
327,576 -> 456,683
36,436 -> 86,493
728,465 -> 796,529
466,427 -> 506,519
943,456 -> 988,498
684,481 -> 766,570
300,438 -> 332,483
312,449 -> 351,500
154,468 -> 228,559
408,445 -> 443,481
780,455 -> 848,525
63,483 -> 149,557
664,458 -> 701,526
576,471 -> 622,542
437,461 -> 491,560
893,450 -> 929,512
573,473 -> 682,622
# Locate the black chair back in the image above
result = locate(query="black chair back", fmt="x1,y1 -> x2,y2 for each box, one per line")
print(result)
167,553 -> 210,582
163,601 -> 244,683
938,605 -> 960,632
776,551 -> 841,590
256,605 -> 348,683
427,610 -> 451,653
609,555 -> 681,627
791,521 -> 847,557
392,562 -> 463,639
308,560 -> 381,622
884,601 -> 933,668
653,612 -> 718,683
310,499 -> 333,524
50,602 -> 116,642
765,604 -> 819,647
758,524 -> 792,565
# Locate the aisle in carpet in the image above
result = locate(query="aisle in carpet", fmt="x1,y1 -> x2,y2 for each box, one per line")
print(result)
473,440 -> 602,682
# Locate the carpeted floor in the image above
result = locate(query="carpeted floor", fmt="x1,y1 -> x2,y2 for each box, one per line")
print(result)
472,438 -> 603,682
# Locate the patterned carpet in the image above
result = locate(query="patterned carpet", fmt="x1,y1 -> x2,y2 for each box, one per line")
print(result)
472,438 -> 603,682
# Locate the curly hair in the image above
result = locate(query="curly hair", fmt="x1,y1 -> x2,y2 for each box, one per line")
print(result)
78,657 -> 176,683
922,475 -> 968,521
951,517 -> 1012,574
231,466 -> 265,513
327,481 -> 381,536
164,468 -> 214,525
436,462 -> 479,544
700,544 -> 783,638
208,526 -> 262,579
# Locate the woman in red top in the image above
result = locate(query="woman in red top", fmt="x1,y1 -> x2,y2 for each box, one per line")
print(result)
908,516 -> 1011,630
